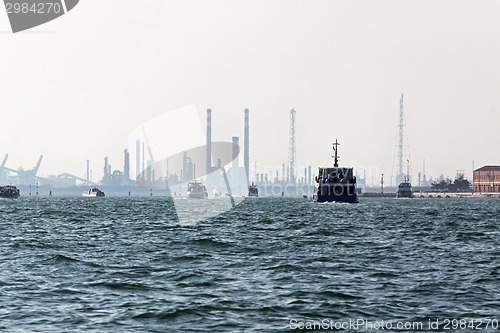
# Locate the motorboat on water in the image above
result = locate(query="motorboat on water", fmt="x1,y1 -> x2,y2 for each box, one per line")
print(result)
248,182 -> 259,197
396,160 -> 413,198
0,185 -> 20,199
313,140 -> 359,203
212,186 -> 221,197
396,182 -> 413,198
186,180 -> 208,199
82,187 -> 105,197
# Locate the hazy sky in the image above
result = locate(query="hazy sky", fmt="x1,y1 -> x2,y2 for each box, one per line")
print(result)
1,0 -> 500,185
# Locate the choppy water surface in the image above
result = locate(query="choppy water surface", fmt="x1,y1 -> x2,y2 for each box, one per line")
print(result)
0,197 -> 499,332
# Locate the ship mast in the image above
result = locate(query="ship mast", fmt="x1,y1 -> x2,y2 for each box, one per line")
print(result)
406,159 -> 410,183
332,139 -> 340,167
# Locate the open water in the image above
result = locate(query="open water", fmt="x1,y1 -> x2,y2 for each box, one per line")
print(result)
0,197 -> 499,332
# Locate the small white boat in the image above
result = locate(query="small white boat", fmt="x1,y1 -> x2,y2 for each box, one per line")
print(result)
186,180 -> 208,199
212,186 -> 221,197
82,187 -> 105,197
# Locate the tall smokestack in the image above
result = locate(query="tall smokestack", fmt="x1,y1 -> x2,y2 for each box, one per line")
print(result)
86,160 -> 90,185
124,149 -> 130,181
135,139 -> 140,181
244,108 -> 249,182
182,152 -> 188,181
104,156 -> 109,184
232,136 -> 240,169
232,136 -> 239,185
206,109 -> 212,174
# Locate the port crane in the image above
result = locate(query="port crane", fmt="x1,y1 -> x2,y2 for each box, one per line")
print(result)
0,155 -> 45,184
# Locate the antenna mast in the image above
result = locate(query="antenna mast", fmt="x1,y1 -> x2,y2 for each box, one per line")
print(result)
398,94 -> 404,180
332,139 -> 340,167
288,109 -> 296,184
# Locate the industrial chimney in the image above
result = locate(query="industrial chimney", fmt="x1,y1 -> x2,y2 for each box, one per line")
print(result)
244,108 -> 249,182
232,136 -> 239,185
135,139 -> 140,181
103,156 -> 110,185
86,160 -> 90,185
206,108 -> 212,174
124,149 -> 130,181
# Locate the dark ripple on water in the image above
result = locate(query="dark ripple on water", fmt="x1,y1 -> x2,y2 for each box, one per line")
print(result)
0,197 -> 499,332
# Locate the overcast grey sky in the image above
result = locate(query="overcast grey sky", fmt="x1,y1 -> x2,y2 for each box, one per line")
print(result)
1,0 -> 500,185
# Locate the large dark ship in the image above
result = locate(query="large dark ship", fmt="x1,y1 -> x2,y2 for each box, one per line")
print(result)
313,140 -> 358,203
0,185 -> 20,199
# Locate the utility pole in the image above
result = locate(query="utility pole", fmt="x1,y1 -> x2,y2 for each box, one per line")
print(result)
381,174 -> 384,193
254,161 -> 257,184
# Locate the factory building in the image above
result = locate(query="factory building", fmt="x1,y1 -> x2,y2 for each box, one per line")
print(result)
473,166 -> 500,193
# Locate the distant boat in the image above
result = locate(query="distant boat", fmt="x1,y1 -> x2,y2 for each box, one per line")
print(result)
186,180 -> 208,199
248,182 -> 259,197
212,186 -> 221,197
313,140 -> 359,203
82,187 -> 105,197
396,182 -> 413,198
0,185 -> 20,199
396,160 -> 413,198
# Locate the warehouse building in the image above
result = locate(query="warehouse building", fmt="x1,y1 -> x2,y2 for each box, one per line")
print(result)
473,166 -> 500,193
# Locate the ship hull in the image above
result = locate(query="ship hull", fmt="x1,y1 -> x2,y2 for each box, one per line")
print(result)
82,193 -> 105,197
0,193 -> 20,199
187,193 -> 208,199
313,193 -> 359,203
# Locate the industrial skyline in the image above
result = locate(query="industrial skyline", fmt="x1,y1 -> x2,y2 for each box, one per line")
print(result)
0,104 -> 467,189
1,1 -> 500,182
